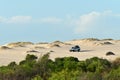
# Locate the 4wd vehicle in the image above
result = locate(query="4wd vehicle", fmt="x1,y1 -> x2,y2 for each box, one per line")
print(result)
69,45 -> 80,52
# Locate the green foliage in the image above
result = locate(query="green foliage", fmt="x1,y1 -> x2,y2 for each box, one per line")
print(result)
85,57 -> 111,72
78,72 -> 103,80
105,67 -> 120,80
31,75 -> 43,80
0,66 -> 15,80
26,54 -> 38,61
19,60 -> 27,65
112,57 -> 120,69
8,61 -> 17,67
49,70 -> 80,80
54,57 -> 79,72
77,61 -> 87,72
34,53 -> 51,80
14,65 -> 34,80
0,53 -> 120,80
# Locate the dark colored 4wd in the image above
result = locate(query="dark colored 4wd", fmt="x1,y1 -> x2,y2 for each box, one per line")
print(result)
70,45 -> 80,52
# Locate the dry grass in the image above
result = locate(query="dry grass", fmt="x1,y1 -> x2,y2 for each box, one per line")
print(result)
7,42 -> 34,47
36,42 -> 49,44
49,44 -> 61,48
34,46 -> 46,49
0,46 -> 11,50
26,50 -> 39,53
82,38 -> 100,41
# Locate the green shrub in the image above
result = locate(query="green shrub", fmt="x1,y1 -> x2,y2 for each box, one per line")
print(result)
26,54 -> 38,61
0,53 -> 119,80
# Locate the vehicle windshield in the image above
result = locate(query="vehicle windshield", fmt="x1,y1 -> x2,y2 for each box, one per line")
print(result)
75,46 -> 79,48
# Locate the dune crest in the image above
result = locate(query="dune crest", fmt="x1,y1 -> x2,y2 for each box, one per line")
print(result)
66,38 -> 115,46
0,38 -> 120,66
0,46 -> 11,50
7,42 -> 34,48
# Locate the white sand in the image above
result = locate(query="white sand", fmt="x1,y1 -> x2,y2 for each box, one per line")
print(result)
0,39 -> 120,66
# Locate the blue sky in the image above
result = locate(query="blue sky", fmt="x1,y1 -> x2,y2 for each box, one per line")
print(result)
0,0 -> 120,44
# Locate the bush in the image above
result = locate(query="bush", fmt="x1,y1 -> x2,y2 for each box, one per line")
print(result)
112,57 -> 120,69
26,54 -> 38,61
0,53 -> 119,80
85,57 -> 111,72
8,61 -> 17,68
105,67 -> 120,80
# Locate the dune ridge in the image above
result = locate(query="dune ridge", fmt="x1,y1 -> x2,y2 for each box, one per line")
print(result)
0,38 -> 120,66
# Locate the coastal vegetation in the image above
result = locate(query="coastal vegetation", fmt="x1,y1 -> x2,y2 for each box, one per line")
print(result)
0,53 -> 120,80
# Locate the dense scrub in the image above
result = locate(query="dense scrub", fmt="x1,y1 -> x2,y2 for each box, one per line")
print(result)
0,53 -> 120,80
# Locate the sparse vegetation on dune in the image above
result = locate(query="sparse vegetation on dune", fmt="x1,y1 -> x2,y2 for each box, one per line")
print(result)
49,44 -> 61,48
82,38 -> 100,41
106,51 -> 115,56
26,50 -> 39,53
72,38 -> 115,42
103,42 -> 113,45
69,38 -> 114,46
48,41 -> 71,48
7,42 -> 34,47
0,46 -> 11,50
36,42 -> 49,45
94,41 -> 113,46
52,40 -> 64,44
0,53 -> 120,80
102,38 -> 114,41
34,46 -> 46,49
48,41 -> 63,48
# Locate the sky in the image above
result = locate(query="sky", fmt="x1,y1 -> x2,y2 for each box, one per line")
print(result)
0,0 -> 120,44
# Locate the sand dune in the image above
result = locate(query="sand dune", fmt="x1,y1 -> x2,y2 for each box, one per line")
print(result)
6,42 -> 34,48
0,46 -> 12,50
0,38 -> 120,66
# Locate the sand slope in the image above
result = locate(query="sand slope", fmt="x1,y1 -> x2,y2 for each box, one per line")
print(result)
0,39 -> 120,66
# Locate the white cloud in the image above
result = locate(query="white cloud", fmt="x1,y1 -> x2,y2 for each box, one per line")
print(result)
73,10 -> 117,34
0,16 -> 32,24
39,17 -> 62,24
75,12 -> 100,33
0,16 -> 7,23
0,10 -> 119,32
7,16 -> 32,24
0,16 -> 62,24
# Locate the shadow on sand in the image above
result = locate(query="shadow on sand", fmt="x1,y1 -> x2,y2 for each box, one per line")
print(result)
80,50 -> 93,52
